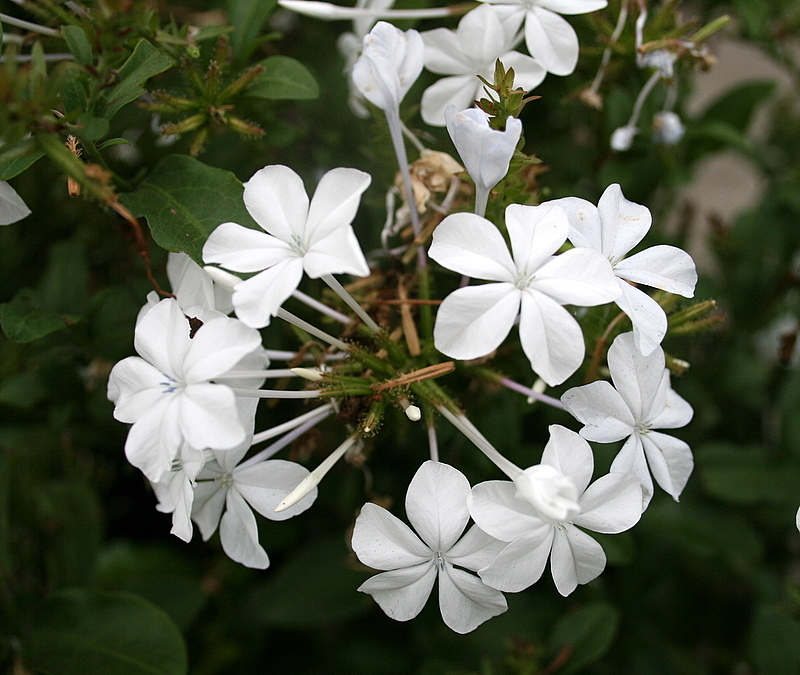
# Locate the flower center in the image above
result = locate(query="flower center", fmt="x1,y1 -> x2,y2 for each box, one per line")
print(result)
159,373 -> 180,394
217,473 -> 235,488
289,233 -> 308,256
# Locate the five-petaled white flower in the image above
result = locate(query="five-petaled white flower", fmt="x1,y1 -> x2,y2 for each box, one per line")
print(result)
468,425 -> 642,596
107,298 -> 265,482
478,0 -> 608,76
548,183 -> 698,355
429,204 -> 620,385
191,440 -> 317,569
203,165 -> 372,328
420,4 -> 545,126
445,106 -> 522,217
352,460 -> 507,634
351,21 -> 424,116
561,331 -> 694,506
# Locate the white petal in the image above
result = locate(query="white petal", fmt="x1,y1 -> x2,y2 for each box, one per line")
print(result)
406,461 -> 471,552
518,290 -> 585,386
457,4 -> 513,67
179,382 -> 245,450
134,298 -> 190,378
640,431 -> 693,501
0,180 -> 31,225
447,525 -> 506,572
537,0 -> 607,14
434,284 -> 520,361
468,480 -> 544,542
220,489 -> 270,569
524,7 -> 578,76
575,473 -> 643,533
303,225 -> 370,278
531,247 -> 620,306
184,316 -> 261,382
438,564 -> 507,634
352,502 -> 432,570
167,252 -> 217,311
243,165 -> 309,242
596,184 -> 651,262
610,434 -> 654,509
421,75 -> 479,127
422,28 -> 473,75
615,245 -> 697,297
229,257 -> 304,328
540,425 -> 593,495
304,167 -> 371,245
499,51 -> 547,91
549,196 -> 602,251
235,459 -> 316,521
429,212 -> 516,281
649,386 -> 694,429
550,525 -> 606,596
505,203 -> 569,274
202,222 -> 295,273
358,563 -> 437,621
613,281 -> 668,356
191,472 -> 227,540
125,395 -> 182,482
607,332 -> 665,420
108,357 -> 167,421
561,380 -> 635,442
477,529 -> 554,592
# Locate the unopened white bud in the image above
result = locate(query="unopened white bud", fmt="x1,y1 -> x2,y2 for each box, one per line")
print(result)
405,405 -> 422,422
610,125 -> 638,152
526,378 -> 547,405
653,111 -> 685,145
291,367 -> 325,382
203,266 -> 241,291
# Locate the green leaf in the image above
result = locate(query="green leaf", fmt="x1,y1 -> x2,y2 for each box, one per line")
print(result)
247,55 -> 319,100
0,149 -> 44,181
547,602 -> 619,675
0,372 -> 47,409
226,0 -> 278,63
120,154 -> 257,264
61,25 -> 93,65
748,605 -> 800,675
697,443 -> 800,505
71,113 -> 110,142
103,39 -> 172,119
39,239 -> 90,315
243,536 -> 371,627
0,288 -> 72,343
0,450 -> 10,575
698,80 -> 775,133
60,68 -> 88,114
22,589 -> 188,675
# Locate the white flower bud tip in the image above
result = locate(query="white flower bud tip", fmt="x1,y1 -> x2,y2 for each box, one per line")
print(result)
275,474 -> 319,513
290,367 -> 325,382
203,266 -> 242,291
526,378 -> 547,405
404,405 -> 422,422
610,125 -> 638,152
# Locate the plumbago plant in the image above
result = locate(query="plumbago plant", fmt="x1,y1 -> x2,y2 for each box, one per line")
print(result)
3,0 -> 800,673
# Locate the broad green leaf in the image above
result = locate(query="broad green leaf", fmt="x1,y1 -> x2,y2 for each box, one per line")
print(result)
103,39 -> 172,119
61,25 -> 93,65
247,55 -> 319,100
71,113 -> 110,142
22,589 -> 188,675
39,239 -> 90,315
0,288 -> 72,343
0,149 -> 44,181
697,443 -> 800,505
748,605 -> 800,675
243,537 -> 371,627
226,0 -> 278,63
60,69 -> 88,114
732,0 -> 770,39
698,80 -> 775,133
547,602 -> 619,675
121,154 -> 257,264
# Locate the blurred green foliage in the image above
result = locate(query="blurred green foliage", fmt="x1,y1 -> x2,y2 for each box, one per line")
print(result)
1,0 -> 800,672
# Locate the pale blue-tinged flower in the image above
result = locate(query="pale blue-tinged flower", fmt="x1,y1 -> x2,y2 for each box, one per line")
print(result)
203,165 -> 371,328
420,4 -> 545,126
191,439 -> 316,569
445,106 -> 522,217
107,298 -> 266,482
429,204 -> 619,385
561,332 -> 694,507
352,460 -> 507,634
548,183 -> 697,355
478,0 -> 608,76
468,425 -> 642,596
0,180 -> 31,225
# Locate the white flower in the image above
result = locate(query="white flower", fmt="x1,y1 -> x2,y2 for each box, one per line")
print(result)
191,440 -> 316,569
653,111 -> 685,145
548,183 -> 697,355
796,505 -> 800,534
468,425 -> 642,596
150,441 -> 208,542
610,124 -> 637,151
0,180 -> 31,225
561,332 -> 694,506
352,460 -> 507,634
428,204 -> 619,385
445,106 -> 522,216
479,0 -> 608,76
640,49 -> 676,78
351,21 -> 424,115
420,4 -> 545,126
107,298 -> 266,482
203,165 -> 371,328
